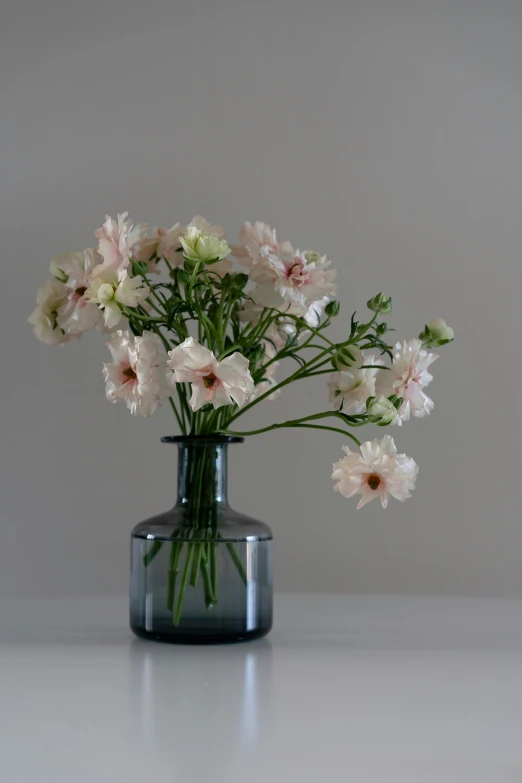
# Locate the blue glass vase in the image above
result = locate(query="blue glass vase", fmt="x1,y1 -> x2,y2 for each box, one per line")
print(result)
130,436 -> 273,644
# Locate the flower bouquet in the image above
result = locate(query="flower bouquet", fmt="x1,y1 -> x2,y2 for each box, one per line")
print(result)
30,213 -> 454,642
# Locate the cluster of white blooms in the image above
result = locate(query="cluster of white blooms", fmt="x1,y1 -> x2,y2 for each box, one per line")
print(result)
29,212 -> 150,344
233,221 -> 338,316
30,211 -> 454,510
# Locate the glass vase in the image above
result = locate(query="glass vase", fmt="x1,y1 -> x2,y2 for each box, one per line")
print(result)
130,436 -> 273,644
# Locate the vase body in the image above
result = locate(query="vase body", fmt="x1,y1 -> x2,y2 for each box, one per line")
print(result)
130,436 -> 273,644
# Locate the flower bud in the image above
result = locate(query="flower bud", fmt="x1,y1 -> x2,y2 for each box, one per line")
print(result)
325,300 -> 340,317
375,322 -> 388,335
419,318 -> 454,347
366,395 -> 399,426
367,293 -> 392,314
49,258 -> 68,283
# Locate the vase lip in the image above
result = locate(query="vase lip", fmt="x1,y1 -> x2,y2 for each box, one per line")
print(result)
161,434 -> 244,444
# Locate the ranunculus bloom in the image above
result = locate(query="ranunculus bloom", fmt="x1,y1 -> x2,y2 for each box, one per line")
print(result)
328,348 -> 380,414
168,337 -> 254,411
187,215 -> 226,238
180,227 -> 231,264
95,212 -> 147,270
85,267 -> 150,328
332,435 -> 418,509
231,221 -> 294,263
133,224 -> 184,269
376,339 -> 438,425
103,330 -> 172,417
28,279 -> 70,345
251,249 -> 338,314
54,249 -> 104,335
134,216 -> 226,271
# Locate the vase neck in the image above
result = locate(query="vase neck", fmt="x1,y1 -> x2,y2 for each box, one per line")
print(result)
176,440 -> 230,509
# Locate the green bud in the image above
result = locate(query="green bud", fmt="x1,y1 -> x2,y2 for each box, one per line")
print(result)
366,395 -> 398,426
49,258 -> 68,283
375,322 -> 388,335
420,318 -> 454,347
325,300 -> 340,317
367,293 -> 392,314
231,273 -> 249,290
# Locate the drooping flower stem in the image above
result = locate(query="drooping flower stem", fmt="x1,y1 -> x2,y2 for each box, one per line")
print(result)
221,411 -> 363,447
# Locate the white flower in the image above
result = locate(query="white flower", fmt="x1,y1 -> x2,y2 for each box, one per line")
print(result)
231,221 -> 294,263
251,249 -> 337,314
54,249 -> 104,335
366,395 -> 399,426
303,296 -> 331,328
187,215 -> 226,238
133,223 -> 184,269
332,435 -> 418,509
103,331 -> 172,417
95,212 -> 147,270
376,339 -> 438,425
180,227 -> 231,264
28,279 -> 70,345
168,337 -> 254,412
85,267 -> 150,328
329,348 -> 380,414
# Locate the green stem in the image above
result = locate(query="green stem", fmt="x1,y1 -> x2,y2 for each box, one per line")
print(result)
167,541 -> 183,612
173,543 -> 194,626
142,540 -> 164,567
189,543 -> 203,588
210,542 -> 218,600
220,411 -> 363,446
225,542 -> 247,586
201,547 -> 216,607
168,397 -> 184,432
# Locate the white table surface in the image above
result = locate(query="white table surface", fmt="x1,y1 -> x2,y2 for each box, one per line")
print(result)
2,594 -> 522,783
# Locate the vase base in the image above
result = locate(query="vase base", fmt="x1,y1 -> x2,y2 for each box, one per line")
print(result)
130,622 -> 272,645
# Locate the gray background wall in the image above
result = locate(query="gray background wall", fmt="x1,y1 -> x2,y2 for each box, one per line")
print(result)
2,0 -> 521,598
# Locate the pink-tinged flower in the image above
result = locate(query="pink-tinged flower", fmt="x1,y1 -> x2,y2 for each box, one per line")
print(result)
28,279 -> 70,345
376,339 -> 438,425
103,331 -> 172,417
133,224 -> 184,269
55,249 -> 103,335
187,215 -> 226,238
85,266 -> 150,328
168,337 -> 254,412
95,213 -> 148,270
329,348 -> 380,414
134,217 -> 226,271
231,221 -> 294,263
251,249 -> 338,314
332,435 -> 418,509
